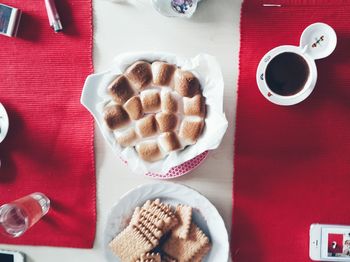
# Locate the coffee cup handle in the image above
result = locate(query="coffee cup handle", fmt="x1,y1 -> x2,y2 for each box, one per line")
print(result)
301,45 -> 308,54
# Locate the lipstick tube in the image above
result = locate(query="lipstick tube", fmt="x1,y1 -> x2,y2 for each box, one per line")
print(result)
45,0 -> 63,32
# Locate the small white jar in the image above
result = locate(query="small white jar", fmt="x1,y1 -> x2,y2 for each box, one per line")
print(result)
151,0 -> 200,18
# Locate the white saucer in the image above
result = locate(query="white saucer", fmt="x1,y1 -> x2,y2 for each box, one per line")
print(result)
103,182 -> 229,262
0,103 -> 9,143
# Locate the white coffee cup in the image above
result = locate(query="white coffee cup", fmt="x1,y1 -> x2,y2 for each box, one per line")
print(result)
256,23 -> 337,106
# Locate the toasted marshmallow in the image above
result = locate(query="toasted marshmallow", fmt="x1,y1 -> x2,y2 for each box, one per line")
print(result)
107,75 -> 134,105
140,90 -> 161,113
179,118 -> 204,145
183,94 -> 206,117
151,61 -> 176,86
161,91 -> 178,113
103,61 -> 207,162
159,132 -> 182,153
104,105 -> 130,130
125,61 -> 153,90
136,115 -> 158,138
155,112 -> 178,132
174,69 -> 200,97
136,141 -> 164,162
124,96 -> 143,120
116,128 -> 139,147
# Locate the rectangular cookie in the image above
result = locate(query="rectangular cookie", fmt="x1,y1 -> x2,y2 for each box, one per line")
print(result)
192,243 -> 212,262
109,226 -> 154,262
161,254 -> 177,262
141,199 -> 178,232
162,223 -> 210,262
172,205 -> 192,239
139,252 -> 161,262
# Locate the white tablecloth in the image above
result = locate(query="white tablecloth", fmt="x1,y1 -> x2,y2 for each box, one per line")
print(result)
0,0 -> 242,261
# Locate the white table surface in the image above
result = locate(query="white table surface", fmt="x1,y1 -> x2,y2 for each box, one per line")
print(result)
0,0 -> 242,261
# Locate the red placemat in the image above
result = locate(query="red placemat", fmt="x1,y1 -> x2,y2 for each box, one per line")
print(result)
0,0 -> 95,248
232,0 -> 350,261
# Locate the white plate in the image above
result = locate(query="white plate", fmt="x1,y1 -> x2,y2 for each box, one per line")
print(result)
104,182 -> 229,262
0,103 -> 9,144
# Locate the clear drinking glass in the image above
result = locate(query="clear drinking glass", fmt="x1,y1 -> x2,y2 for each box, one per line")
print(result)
0,193 -> 50,237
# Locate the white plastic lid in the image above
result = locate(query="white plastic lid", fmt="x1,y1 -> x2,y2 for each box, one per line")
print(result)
300,22 -> 337,60
0,103 -> 9,143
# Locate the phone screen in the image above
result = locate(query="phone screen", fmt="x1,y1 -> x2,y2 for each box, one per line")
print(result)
0,253 -> 14,262
321,228 -> 350,259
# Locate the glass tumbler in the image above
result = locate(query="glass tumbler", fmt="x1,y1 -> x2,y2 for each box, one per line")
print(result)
0,193 -> 50,237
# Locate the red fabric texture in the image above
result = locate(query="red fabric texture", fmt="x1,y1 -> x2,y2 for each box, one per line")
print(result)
232,1 -> 350,261
0,0 -> 95,248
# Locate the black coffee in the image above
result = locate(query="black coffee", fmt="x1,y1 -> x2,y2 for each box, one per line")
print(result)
265,52 -> 310,96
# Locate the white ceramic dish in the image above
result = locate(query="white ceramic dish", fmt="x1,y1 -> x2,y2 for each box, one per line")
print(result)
104,182 -> 229,262
0,103 -> 9,143
81,52 -> 228,176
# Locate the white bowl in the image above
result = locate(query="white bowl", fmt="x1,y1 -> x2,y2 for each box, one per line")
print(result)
81,52 -> 228,176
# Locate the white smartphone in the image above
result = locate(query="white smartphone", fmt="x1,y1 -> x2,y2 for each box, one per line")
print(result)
0,249 -> 25,262
310,224 -> 350,261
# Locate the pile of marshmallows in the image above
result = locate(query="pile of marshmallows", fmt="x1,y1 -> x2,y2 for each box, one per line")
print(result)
103,61 -> 207,162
